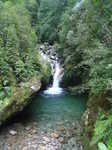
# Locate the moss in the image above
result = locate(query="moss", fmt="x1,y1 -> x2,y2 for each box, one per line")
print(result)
0,77 -> 41,125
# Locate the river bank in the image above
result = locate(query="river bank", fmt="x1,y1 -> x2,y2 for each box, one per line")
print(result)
0,119 -> 83,150
0,93 -> 86,150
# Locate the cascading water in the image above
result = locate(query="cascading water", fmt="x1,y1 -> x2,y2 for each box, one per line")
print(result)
52,62 -> 60,88
44,61 -> 63,95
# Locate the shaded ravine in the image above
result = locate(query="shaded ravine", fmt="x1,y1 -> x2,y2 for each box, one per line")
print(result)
0,46 -> 87,150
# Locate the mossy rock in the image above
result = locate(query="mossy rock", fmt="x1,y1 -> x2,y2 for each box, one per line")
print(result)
0,78 -> 41,125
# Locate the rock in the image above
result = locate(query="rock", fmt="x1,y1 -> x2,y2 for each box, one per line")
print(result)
39,144 -> 46,150
25,126 -> 31,131
51,132 -> 59,139
9,130 -> 17,136
72,122 -> 76,127
28,133 -> 32,138
7,146 -> 11,150
59,127 -> 65,132
0,78 -> 41,126
40,45 -> 45,51
59,137 -> 65,143
69,128 -> 73,133
30,80 -> 41,92
50,56 -> 55,60
22,146 -> 28,150
66,129 -> 73,138
43,137 -> 50,143
32,144 -> 37,148
68,137 -> 77,145
32,129 -> 37,134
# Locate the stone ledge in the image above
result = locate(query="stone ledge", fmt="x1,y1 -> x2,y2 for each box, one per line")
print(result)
0,78 -> 41,125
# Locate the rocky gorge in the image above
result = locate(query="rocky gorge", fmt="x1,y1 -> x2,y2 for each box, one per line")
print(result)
0,43 -> 87,150
0,0 -> 111,149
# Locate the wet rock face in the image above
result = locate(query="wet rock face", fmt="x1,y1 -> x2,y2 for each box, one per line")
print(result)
0,78 -> 41,126
40,43 -> 64,78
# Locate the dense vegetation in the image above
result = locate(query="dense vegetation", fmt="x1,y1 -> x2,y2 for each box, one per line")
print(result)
0,0 -> 50,107
37,0 -> 112,149
37,0 -> 68,44
58,0 -> 112,149
0,0 -> 112,149
57,1 -> 112,149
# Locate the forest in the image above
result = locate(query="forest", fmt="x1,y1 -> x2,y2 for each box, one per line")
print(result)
0,0 -> 112,150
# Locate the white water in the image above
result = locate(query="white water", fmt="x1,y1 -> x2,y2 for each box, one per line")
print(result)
44,61 -> 63,95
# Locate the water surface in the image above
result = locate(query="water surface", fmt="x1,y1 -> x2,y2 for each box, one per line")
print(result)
22,93 -> 87,128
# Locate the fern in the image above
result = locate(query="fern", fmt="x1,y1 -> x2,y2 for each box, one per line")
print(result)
91,112 -> 112,145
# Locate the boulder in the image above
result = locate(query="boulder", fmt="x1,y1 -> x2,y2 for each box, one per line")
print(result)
0,78 -> 41,125
9,130 -> 17,136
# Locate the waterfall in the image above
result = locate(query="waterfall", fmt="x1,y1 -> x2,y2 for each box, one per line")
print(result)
52,62 -> 60,88
44,61 -> 63,95
40,44 -> 63,95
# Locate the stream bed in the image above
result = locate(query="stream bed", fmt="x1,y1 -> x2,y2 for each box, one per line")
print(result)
0,93 -> 86,150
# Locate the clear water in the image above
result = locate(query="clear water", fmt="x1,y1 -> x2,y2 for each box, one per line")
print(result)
22,93 -> 87,128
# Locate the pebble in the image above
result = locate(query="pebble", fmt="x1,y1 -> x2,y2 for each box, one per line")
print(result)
25,126 -> 31,131
66,130 -> 72,138
9,130 -> 17,136
0,119 -> 83,150
32,129 -> 37,134
59,137 -> 65,143
51,132 -> 59,138
28,133 -> 32,137
59,127 -> 65,132
22,146 -> 28,150
32,144 -> 37,148
43,136 -> 50,143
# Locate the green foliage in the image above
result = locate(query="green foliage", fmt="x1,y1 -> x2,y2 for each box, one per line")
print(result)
88,43 -> 112,95
57,0 -> 112,91
54,1 -> 112,148
37,0 -> 69,43
0,0 -> 51,102
0,0 -> 112,147
91,109 -> 112,149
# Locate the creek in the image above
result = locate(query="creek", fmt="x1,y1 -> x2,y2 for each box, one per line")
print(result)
21,51 -> 86,130
21,93 -> 86,129
0,47 -> 87,150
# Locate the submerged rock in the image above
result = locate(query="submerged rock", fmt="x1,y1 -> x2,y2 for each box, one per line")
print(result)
58,137 -> 65,144
51,132 -> 60,139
